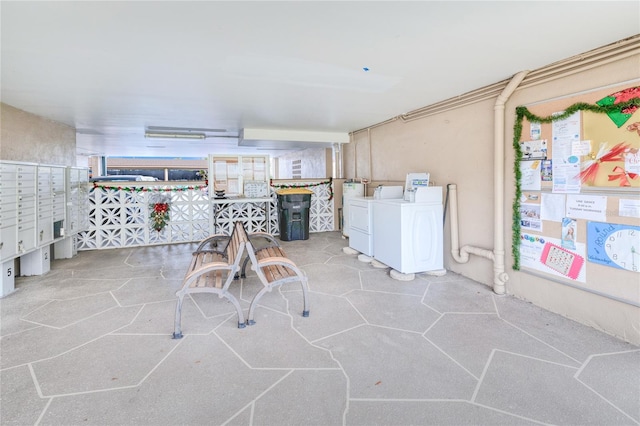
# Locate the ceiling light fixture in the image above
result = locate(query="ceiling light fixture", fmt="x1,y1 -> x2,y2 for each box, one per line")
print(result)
147,126 -> 227,133
145,132 -> 206,140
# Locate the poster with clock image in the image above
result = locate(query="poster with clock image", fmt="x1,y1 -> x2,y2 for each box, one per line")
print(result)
587,222 -> 640,272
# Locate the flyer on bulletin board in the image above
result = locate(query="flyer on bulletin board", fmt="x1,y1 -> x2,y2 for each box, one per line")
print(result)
540,193 -> 565,222
551,139 -> 581,193
561,217 -> 577,250
520,139 -> 547,160
519,234 -> 586,282
519,203 -> 542,231
541,160 -> 553,182
551,111 -> 582,193
520,160 -> 542,190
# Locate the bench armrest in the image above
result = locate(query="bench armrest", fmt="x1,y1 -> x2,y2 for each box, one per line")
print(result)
184,261 -> 232,281
196,234 -> 231,251
248,231 -> 280,246
257,256 -> 299,269
192,249 -> 229,258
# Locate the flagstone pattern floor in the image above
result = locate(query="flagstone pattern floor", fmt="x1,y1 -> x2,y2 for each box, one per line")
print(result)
1,231 -> 638,425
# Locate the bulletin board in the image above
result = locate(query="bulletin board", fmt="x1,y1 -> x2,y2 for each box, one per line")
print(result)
512,83 -> 640,305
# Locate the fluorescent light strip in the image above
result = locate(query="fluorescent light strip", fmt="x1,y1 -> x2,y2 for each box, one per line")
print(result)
147,126 -> 227,133
145,132 -> 206,140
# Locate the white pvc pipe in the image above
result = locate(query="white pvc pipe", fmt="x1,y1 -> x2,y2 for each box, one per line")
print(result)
449,70 -> 529,295
333,143 -> 343,179
449,183 -> 495,263
492,70 -> 529,294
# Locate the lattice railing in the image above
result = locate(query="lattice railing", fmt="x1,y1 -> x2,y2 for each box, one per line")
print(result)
213,199 -> 272,236
76,186 -> 210,250
76,181 -> 334,250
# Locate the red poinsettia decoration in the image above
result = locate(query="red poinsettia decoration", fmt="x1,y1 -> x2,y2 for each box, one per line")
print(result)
150,202 -> 170,231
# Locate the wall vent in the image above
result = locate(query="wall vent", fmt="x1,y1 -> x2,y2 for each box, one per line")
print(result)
292,159 -> 302,179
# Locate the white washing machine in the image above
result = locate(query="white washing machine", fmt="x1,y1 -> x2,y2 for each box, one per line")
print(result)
342,182 -> 364,236
372,187 -> 443,274
348,186 -> 404,257
348,197 -> 376,256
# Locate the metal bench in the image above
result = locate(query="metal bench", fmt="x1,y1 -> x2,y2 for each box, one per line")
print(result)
172,221 -> 249,339
243,226 -> 310,325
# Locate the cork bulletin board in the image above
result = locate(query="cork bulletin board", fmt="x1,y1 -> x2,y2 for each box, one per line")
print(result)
514,83 -> 640,305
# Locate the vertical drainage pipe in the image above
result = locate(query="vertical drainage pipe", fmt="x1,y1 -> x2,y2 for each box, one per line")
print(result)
450,70 -> 529,295
493,70 -> 529,294
333,142 -> 343,179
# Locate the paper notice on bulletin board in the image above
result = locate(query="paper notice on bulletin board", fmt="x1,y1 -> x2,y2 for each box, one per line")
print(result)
519,203 -> 542,232
626,150 -> 640,175
530,121 -> 542,140
519,234 -> 586,282
552,111 -> 581,144
540,193 -> 565,222
551,111 -> 582,193
619,198 -> 640,217
520,160 -> 542,190
551,139 -> 581,193
521,140 -> 547,160
566,194 -> 607,222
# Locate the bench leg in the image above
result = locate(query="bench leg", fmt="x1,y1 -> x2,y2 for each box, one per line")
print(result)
173,294 -> 185,339
246,286 -> 271,325
174,291 -> 247,336
246,279 -> 310,325
222,293 -> 247,328
240,256 -> 251,279
300,278 -> 310,318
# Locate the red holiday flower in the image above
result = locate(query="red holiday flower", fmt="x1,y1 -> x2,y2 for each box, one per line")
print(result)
153,203 -> 169,213
150,202 -> 170,231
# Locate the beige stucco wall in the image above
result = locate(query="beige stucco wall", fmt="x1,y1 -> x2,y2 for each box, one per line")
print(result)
344,53 -> 640,344
346,100 -> 497,284
1,103 -> 76,165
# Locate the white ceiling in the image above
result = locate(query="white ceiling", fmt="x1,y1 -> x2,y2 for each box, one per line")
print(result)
2,1 -> 639,159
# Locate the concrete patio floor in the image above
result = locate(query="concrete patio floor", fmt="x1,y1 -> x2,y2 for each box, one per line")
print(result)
1,231 -> 638,425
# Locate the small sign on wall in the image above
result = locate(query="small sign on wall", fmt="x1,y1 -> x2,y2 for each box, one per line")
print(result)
566,195 -> 607,221
244,181 -> 268,198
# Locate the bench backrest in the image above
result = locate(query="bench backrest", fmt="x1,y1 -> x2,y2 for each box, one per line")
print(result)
226,221 -> 250,265
244,228 -> 275,285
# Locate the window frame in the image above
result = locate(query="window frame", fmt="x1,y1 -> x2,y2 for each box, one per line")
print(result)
208,154 -> 270,197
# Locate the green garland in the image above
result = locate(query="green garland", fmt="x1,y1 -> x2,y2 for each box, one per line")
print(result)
269,177 -> 334,200
93,181 -> 208,193
512,98 -> 640,270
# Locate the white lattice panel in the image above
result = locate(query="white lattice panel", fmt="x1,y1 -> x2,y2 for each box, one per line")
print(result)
213,199 -> 272,235
270,181 -> 335,234
77,187 -> 211,250
307,181 -> 334,233
77,181 -> 334,250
